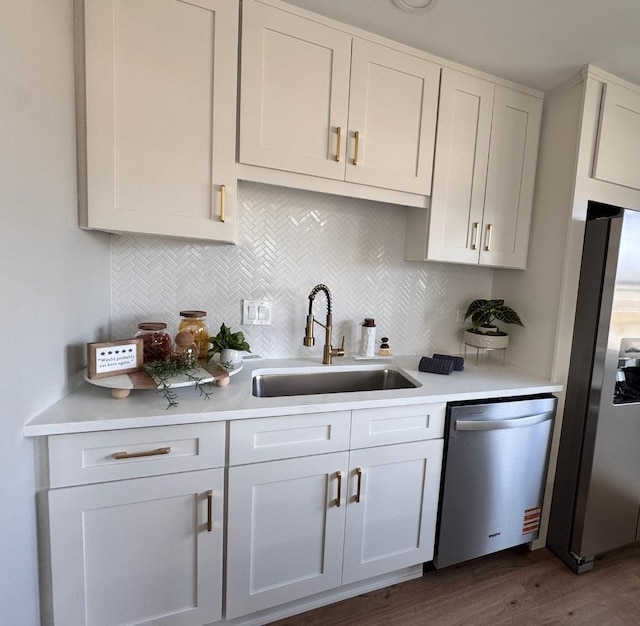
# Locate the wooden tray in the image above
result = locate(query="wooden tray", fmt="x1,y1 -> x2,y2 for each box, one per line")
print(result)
84,362 -> 230,399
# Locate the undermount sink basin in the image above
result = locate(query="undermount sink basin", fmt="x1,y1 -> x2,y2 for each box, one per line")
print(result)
252,366 -> 420,398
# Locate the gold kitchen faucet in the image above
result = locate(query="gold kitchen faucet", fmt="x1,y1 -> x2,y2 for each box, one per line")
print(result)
303,284 -> 345,365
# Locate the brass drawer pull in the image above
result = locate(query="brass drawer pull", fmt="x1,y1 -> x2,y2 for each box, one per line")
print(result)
335,470 -> 342,507
471,222 -> 480,250
335,126 -> 342,162
353,131 -> 360,166
355,467 -> 362,503
112,446 -> 171,460
484,223 -> 493,251
220,184 -> 226,223
207,490 -> 213,532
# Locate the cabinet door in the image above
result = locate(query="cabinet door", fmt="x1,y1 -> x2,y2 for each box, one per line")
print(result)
239,0 -> 351,179
78,0 -> 238,242
342,440 -> 443,585
425,69 -> 494,264
593,81 -> 640,191
480,87 -> 542,269
226,452 -> 349,619
345,39 -> 440,194
48,469 -> 224,626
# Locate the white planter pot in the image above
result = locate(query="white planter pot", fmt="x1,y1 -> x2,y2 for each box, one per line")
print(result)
220,348 -> 242,370
464,329 -> 509,350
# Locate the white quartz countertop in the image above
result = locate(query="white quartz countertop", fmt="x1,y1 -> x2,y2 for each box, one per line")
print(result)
23,355 -> 563,436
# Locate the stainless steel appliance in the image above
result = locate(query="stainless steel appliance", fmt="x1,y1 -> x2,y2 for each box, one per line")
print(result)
434,395 -> 557,569
548,202 -> 640,573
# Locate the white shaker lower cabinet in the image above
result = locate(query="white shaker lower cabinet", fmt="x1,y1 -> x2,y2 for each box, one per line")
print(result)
405,67 -> 542,269
225,452 -> 349,620
225,404 -> 445,621
342,440 -> 444,585
48,470 -> 224,626
43,423 -> 226,626
41,406 -> 445,624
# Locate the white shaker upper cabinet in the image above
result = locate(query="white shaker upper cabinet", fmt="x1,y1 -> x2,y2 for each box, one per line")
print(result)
593,82 -> 640,191
424,70 -> 494,266
481,87 -> 542,268
345,39 -> 440,194
405,68 -> 542,269
239,0 -> 440,196
239,0 -> 351,180
77,0 -> 238,242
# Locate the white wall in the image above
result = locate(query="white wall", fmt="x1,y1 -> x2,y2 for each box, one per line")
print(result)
0,2 -> 111,623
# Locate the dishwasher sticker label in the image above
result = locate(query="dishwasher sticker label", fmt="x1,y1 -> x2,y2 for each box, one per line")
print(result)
522,507 -> 542,535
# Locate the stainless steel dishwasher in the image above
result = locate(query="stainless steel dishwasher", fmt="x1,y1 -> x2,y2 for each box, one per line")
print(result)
434,394 -> 557,569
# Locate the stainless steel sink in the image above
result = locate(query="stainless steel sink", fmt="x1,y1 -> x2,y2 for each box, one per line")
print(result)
252,367 -> 419,398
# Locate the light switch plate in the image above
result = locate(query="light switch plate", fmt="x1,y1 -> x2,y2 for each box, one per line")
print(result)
242,299 -> 272,325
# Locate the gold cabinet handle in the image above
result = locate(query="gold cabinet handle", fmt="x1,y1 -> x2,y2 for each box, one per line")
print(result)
220,184 -> 226,223
112,446 -> 171,460
207,490 -> 213,532
335,126 -> 342,162
484,223 -> 493,251
355,467 -> 362,503
471,222 -> 480,250
353,131 -> 360,166
335,470 -> 342,507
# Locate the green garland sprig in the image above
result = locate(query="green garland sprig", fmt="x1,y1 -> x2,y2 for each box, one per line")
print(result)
144,359 -> 213,409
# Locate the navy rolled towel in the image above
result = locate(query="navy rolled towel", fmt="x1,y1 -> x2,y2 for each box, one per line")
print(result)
432,353 -> 465,371
418,356 -> 454,375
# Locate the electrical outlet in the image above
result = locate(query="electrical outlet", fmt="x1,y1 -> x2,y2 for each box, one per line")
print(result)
456,309 -> 465,323
242,300 -> 272,325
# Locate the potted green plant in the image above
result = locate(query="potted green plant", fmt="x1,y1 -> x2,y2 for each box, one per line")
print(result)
463,299 -> 524,349
206,323 -> 250,370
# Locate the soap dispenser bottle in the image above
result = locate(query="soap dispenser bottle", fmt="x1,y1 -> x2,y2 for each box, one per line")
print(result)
360,318 -> 377,357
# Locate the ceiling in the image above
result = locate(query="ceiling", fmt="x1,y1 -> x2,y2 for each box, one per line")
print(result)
280,0 -> 640,92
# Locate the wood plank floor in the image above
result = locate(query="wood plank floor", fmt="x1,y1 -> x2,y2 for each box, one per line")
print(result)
271,544 -> 640,625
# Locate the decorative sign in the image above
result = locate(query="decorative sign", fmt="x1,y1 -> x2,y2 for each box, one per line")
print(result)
87,338 -> 144,380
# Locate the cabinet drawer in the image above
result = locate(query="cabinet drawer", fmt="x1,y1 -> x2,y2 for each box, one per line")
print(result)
48,422 -> 226,488
229,411 -> 350,465
350,403 -> 445,449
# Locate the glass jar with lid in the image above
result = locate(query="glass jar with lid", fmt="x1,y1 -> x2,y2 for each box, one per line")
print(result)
178,310 -> 209,360
173,331 -> 199,366
135,322 -> 172,363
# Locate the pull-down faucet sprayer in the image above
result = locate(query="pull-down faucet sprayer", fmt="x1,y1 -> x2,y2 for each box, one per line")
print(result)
303,284 -> 345,365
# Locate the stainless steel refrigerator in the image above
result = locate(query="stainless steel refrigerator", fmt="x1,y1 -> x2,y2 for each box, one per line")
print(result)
548,201 -> 640,573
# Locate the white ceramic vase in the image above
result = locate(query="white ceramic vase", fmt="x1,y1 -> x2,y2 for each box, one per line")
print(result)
220,348 -> 242,370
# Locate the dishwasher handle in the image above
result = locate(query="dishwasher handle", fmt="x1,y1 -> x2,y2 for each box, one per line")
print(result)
455,411 -> 554,431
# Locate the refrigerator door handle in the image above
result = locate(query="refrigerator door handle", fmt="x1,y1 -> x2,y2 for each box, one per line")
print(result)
455,411 -> 554,431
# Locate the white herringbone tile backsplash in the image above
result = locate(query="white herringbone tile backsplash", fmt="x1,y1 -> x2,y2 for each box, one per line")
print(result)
111,181 -> 493,359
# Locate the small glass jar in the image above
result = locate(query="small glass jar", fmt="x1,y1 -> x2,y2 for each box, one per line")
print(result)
135,322 -> 172,363
178,310 -> 209,361
173,331 -> 199,367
